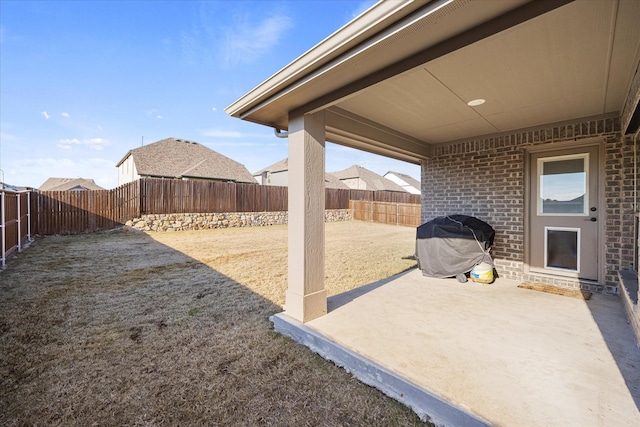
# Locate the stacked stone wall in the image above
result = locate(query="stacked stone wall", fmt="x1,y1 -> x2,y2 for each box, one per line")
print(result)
126,209 -> 351,232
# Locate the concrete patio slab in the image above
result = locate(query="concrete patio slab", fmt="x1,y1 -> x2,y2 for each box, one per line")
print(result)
272,269 -> 640,426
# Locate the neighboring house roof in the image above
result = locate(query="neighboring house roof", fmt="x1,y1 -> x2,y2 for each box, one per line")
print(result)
254,158 -> 289,176
324,173 -> 349,190
254,158 -> 349,189
332,165 -> 406,192
39,177 -> 105,191
384,171 -> 420,194
116,137 -> 255,183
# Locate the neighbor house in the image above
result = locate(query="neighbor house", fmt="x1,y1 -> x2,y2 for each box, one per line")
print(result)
384,171 -> 421,194
116,137 -> 255,186
332,165 -> 407,192
226,0 -> 639,328
254,158 -> 349,189
39,177 -> 105,191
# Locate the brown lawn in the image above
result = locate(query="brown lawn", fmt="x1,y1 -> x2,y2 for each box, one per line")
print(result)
0,221 -> 431,426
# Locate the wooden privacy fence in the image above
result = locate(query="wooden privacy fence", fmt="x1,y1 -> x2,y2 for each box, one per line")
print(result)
31,178 -> 421,235
350,199 -> 421,227
34,181 -> 141,235
1,189 -> 32,267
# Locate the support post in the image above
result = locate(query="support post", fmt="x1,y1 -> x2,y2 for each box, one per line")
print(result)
286,111 -> 327,322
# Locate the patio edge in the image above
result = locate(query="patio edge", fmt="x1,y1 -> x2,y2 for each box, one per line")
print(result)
270,312 -> 492,427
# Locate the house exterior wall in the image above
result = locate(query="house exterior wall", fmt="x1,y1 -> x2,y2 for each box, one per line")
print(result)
118,156 -> 140,186
267,171 -> 288,186
421,115 -> 636,293
254,171 -> 288,186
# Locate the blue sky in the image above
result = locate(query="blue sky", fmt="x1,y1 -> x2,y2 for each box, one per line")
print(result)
0,0 -> 421,189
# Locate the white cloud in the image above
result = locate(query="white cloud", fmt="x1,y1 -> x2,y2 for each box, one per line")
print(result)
61,112 -> 70,118
200,129 -> 245,138
147,109 -> 165,119
0,131 -> 18,141
222,13 -> 292,65
41,111 -> 50,120
200,128 -> 273,139
12,156 -> 117,189
58,137 -> 109,151
206,141 -> 272,148
211,107 -> 217,112
19,157 -> 76,168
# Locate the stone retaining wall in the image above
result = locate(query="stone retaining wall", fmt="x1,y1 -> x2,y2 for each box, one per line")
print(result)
125,210 -> 351,232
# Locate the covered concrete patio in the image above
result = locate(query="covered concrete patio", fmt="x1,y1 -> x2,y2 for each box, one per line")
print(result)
272,270 -> 640,426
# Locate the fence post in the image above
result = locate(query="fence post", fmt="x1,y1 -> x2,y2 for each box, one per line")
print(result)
17,193 -> 21,252
1,191 -> 5,268
396,202 -> 399,226
27,191 -> 31,241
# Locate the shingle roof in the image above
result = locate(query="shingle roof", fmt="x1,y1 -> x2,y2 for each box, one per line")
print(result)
385,171 -> 420,189
324,173 -> 349,190
254,158 -> 349,189
116,137 -> 255,183
39,177 -> 106,191
254,158 -> 289,175
331,165 -> 406,192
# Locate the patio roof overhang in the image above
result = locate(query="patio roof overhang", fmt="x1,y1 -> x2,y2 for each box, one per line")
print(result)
226,0 -> 640,164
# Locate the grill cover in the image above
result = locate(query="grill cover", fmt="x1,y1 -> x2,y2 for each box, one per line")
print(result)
415,215 -> 495,278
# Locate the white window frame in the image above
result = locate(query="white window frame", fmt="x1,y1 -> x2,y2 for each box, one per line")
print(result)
537,153 -> 589,216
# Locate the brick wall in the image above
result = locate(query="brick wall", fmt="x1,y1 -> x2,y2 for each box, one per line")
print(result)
421,115 -> 635,293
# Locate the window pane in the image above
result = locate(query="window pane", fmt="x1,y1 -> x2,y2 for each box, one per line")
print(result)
547,229 -> 578,271
540,157 -> 586,214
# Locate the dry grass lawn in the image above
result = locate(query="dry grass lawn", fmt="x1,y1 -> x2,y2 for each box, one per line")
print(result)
0,221 -> 429,426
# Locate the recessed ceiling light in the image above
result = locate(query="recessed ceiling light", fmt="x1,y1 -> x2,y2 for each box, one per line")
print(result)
467,99 -> 486,107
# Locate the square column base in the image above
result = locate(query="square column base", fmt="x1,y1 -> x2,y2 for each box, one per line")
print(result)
285,288 -> 327,323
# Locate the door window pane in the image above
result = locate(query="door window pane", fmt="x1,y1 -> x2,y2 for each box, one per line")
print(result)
546,228 -> 579,271
539,156 -> 587,214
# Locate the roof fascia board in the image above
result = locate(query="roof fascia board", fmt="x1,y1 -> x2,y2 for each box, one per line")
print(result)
292,0 -> 574,119
115,150 -> 132,167
225,0 -> 424,118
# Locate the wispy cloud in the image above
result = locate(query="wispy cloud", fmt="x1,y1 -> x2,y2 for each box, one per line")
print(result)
221,13 -> 292,66
147,109 -> 165,120
200,128 -> 273,139
171,3 -> 292,67
61,112 -> 70,118
41,111 -> 50,120
58,137 -> 109,151
19,157 -> 76,168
